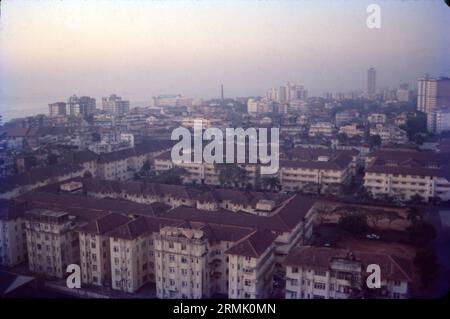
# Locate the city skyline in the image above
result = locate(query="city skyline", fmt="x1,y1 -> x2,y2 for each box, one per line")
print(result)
1,0 -> 449,119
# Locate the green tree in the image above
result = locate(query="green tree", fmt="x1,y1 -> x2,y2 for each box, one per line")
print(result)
216,163 -> 248,188
409,194 -> 424,205
402,113 -> 427,141
152,167 -> 188,185
140,160 -> 152,177
356,186 -> 372,200
261,176 -> 281,192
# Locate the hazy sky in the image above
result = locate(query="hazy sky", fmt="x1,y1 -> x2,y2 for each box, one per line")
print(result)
1,0 -> 449,109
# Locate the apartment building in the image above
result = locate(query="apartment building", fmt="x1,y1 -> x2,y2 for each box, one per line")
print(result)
417,76 -> 450,114
96,143 -> 172,181
279,149 -> 358,194
25,209 -> 80,278
14,184 -> 317,297
285,246 -> 412,299
338,124 -> 365,138
107,217 -> 155,293
308,122 -> 336,137
428,106 -> 450,134
84,178 -> 201,208
62,149 -> 98,177
0,200 -> 27,266
196,188 -> 291,215
227,229 -> 276,299
364,150 -> 450,201
370,124 -> 408,145
154,225 -> 209,299
102,94 -> 130,115
154,151 -> 258,187
48,102 -> 67,117
167,195 -> 317,272
0,163 -> 86,200
78,213 -> 131,287
154,222 -> 263,299
335,110 -> 359,126
367,113 -> 386,124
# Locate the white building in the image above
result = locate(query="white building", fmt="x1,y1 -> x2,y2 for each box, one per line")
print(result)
0,201 -> 27,266
367,113 -> 386,124
78,213 -> 131,287
428,107 -> 450,133
102,94 -> 130,115
370,124 -> 408,145
364,150 -> 450,202
338,124 -> 365,138
285,246 -> 412,299
309,122 -> 336,137
417,76 -> 450,114
25,209 -> 80,278
226,229 -> 276,299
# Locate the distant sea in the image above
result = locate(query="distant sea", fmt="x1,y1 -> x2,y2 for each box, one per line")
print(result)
0,97 -> 151,123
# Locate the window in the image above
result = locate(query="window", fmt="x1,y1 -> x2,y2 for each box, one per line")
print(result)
292,267 -> 299,273
91,242 -> 96,249
314,282 -> 326,290
315,270 -> 326,277
169,255 -> 175,262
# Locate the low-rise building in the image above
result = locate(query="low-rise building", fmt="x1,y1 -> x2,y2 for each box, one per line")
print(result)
284,246 -> 413,299
309,122 -> 336,137
367,113 -> 387,124
0,163 -> 87,200
370,124 -> 408,145
364,150 -> 450,201
338,124 -> 365,138
279,149 -> 358,194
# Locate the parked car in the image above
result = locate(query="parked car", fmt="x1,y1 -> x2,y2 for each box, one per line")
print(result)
366,233 -> 380,240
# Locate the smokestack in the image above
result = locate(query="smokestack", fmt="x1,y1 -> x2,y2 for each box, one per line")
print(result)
221,84 -> 224,101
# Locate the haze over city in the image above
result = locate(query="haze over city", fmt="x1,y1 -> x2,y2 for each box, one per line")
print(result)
1,0 -> 450,303
0,0 -> 449,121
